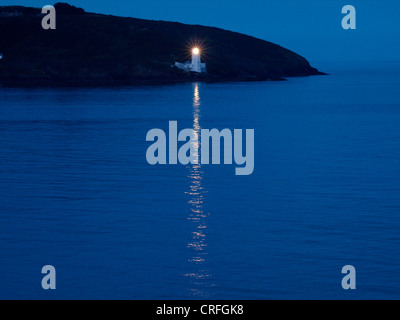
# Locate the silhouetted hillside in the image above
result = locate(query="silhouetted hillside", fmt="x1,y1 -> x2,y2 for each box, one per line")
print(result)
0,3 -> 324,86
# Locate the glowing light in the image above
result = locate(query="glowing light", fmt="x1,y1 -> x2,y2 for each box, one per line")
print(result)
192,47 -> 200,55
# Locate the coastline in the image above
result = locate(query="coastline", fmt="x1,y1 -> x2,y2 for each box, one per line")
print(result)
0,4 -> 325,88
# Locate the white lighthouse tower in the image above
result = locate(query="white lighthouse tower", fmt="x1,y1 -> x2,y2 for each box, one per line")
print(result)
191,47 -> 201,73
173,46 -> 206,73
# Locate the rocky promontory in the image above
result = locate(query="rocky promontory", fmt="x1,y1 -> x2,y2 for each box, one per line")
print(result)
0,3 -> 324,86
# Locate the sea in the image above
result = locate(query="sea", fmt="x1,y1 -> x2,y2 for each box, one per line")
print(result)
0,61 -> 399,299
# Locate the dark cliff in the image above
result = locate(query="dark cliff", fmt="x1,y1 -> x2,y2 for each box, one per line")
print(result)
0,3 -> 324,86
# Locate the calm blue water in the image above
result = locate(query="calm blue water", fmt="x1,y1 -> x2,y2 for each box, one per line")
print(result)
1,62 -> 400,299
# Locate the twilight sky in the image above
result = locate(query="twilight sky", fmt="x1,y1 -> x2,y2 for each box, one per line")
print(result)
2,0 -> 399,64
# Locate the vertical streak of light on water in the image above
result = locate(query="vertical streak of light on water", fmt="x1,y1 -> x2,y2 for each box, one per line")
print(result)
184,83 -> 214,297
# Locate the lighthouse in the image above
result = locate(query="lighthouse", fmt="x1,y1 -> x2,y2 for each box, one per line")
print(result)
173,46 -> 207,73
191,47 -> 201,72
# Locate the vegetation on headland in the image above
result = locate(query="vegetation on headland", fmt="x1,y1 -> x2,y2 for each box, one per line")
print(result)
0,3 -> 325,86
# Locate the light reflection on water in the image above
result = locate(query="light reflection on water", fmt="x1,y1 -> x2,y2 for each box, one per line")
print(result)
1,63 -> 400,299
184,83 -> 214,297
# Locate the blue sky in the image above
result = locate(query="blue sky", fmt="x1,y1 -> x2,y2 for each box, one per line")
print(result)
2,0 -> 399,64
